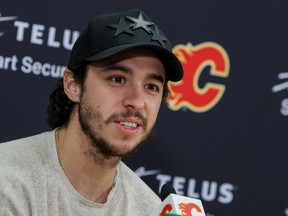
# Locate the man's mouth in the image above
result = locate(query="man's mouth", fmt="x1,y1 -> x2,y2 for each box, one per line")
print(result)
120,121 -> 138,129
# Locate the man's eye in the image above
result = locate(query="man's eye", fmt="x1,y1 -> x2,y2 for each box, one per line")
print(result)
145,84 -> 159,92
111,76 -> 125,84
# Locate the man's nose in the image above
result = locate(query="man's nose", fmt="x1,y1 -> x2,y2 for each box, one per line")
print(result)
122,85 -> 145,110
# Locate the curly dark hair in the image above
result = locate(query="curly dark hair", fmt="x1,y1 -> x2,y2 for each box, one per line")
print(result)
46,63 -> 170,129
46,64 -> 87,129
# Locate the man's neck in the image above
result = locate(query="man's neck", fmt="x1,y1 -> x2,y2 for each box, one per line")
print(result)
56,126 -> 118,204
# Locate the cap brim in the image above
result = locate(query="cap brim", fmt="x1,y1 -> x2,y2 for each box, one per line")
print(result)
86,44 -> 183,82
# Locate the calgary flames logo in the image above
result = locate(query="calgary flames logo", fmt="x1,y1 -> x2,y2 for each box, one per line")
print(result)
178,202 -> 203,216
168,42 -> 230,112
159,202 -> 203,216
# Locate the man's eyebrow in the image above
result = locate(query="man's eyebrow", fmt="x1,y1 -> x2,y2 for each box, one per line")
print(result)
103,63 -> 133,74
147,73 -> 164,84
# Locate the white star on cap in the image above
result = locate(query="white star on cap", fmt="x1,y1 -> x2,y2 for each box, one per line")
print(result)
126,12 -> 154,33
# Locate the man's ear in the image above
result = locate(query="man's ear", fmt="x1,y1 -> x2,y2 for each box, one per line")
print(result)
63,69 -> 81,103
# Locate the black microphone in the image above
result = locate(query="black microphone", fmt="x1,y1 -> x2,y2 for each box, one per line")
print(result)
160,183 -> 176,201
151,183 -> 206,216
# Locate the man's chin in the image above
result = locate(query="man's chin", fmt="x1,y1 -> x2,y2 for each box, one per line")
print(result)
111,138 -> 149,156
108,145 -> 140,157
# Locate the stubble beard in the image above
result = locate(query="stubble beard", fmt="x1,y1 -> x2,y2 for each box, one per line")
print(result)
78,97 -> 156,168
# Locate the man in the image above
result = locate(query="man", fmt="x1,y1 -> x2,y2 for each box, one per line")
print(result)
0,9 -> 183,215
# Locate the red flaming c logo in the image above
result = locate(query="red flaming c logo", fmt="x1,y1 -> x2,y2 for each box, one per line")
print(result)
179,202 -> 203,216
168,42 -> 230,112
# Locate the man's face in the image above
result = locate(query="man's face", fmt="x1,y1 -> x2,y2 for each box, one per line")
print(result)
78,49 -> 165,158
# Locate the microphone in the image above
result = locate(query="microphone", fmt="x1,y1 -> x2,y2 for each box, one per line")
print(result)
151,183 -> 206,216
160,183 -> 176,201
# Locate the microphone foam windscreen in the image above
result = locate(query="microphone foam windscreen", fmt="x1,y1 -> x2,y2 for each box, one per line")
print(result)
160,183 -> 176,201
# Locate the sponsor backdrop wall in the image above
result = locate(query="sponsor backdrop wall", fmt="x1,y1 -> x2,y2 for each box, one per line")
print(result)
1,0 -> 287,215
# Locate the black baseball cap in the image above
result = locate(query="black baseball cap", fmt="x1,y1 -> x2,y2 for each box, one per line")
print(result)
67,9 -> 183,82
